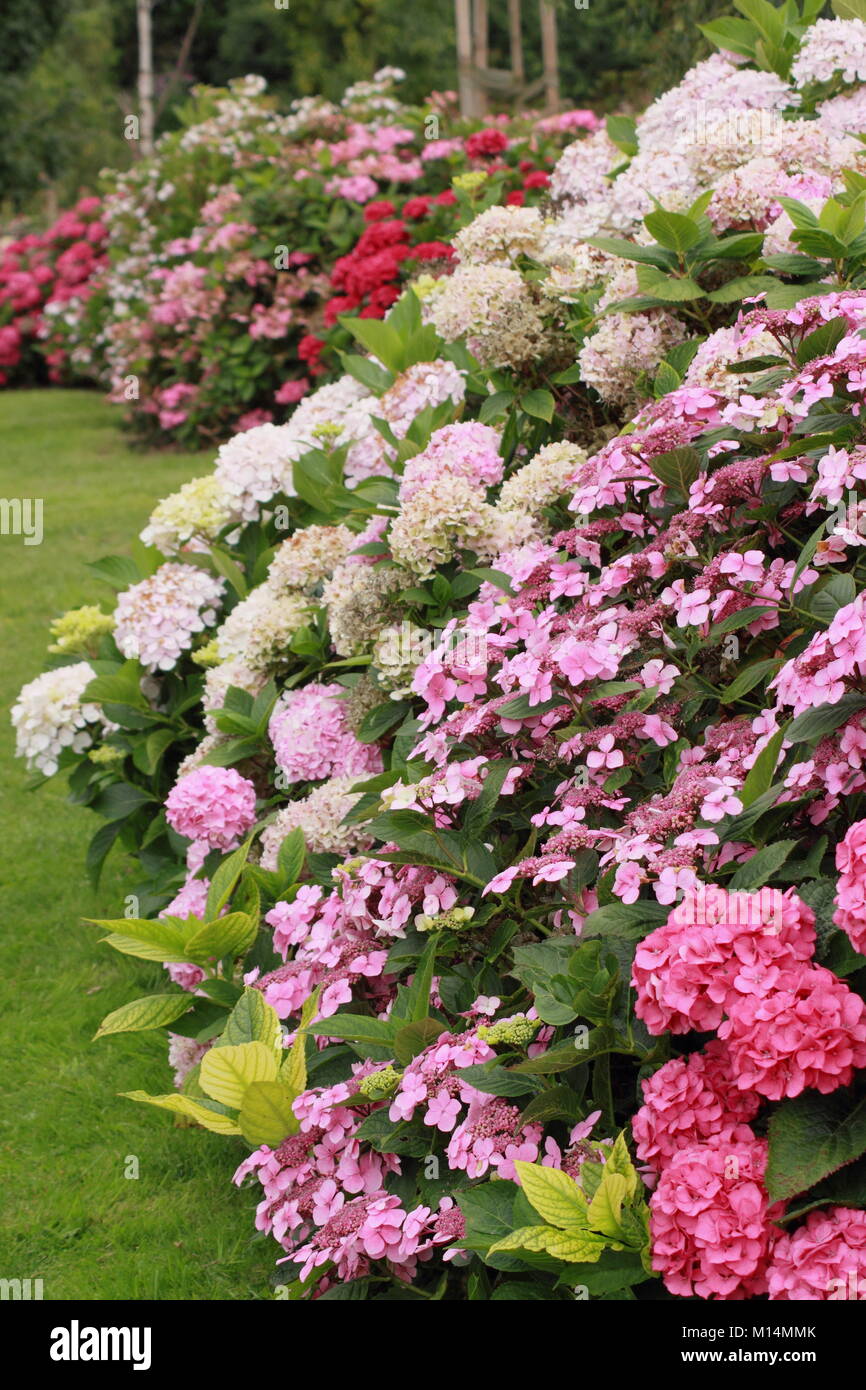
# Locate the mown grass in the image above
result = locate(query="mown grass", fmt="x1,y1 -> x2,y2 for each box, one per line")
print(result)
0,390 -> 272,1299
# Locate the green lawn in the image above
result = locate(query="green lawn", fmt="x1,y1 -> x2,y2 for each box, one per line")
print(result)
0,390 -> 272,1300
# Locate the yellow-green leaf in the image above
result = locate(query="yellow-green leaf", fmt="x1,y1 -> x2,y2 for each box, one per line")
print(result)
604,1131 -> 639,1198
121,1090 -> 241,1135
281,986 -> 320,1095
239,1080 -> 300,1147
94,992 -> 192,1039
512,1160 -> 589,1232
91,915 -> 192,963
587,1170 -> 630,1239
487,1225 -> 562,1254
200,1041 -> 278,1108
488,1225 -> 608,1263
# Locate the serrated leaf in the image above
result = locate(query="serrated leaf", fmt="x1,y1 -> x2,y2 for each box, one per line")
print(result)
218,986 -> 282,1051
587,1171 -> 629,1239
184,911 -> 257,964
767,1088 -> 866,1203
728,839 -> 797,890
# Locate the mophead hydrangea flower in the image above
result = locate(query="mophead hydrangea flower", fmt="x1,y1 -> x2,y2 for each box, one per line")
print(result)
268,682 -> 383,785
632,886 -> 816,1036
649,1135 -> 781,1299
114,563 -> 225,671
165,765 -> 257,850
767,1206 -> 866,1301
632,1041 -> 762,1173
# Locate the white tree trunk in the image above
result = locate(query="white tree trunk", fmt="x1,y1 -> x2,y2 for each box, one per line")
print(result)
137,0 -> 155,156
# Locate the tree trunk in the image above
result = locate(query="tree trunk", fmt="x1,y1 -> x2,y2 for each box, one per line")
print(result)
455,0 -> 479,118
508,0 -> 525,87
137,0 -> 155,156
472,0 -> 488,114
539,0 -> 559,114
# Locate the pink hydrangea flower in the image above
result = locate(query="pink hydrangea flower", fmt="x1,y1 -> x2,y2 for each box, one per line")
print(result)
268,683 -> 383,785
718,963 -> 866,1100
632,886 -> 815,1035
650,1135 -> 782,1299
834,818 -> 866,955
632,1040 -> 762,1172
165,765 -> 257,850
768,1206 -> 866,1300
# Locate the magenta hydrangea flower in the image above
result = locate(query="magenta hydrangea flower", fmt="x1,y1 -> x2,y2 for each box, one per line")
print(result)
268,682 -> 383,785
632,1040 -> 761,1172
632,886 -> 816,1035
165,765 -> 257,850
834,818 -> 866,955
650,1134 -> 782,1299
718,963 -> 866,1101
290,1192 -> 425,1284
768,1206 -> 866,1300
446,1095 -> 543,1180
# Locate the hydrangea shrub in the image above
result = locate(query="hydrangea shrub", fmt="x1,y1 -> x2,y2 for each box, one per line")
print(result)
18,1 -> 866,1302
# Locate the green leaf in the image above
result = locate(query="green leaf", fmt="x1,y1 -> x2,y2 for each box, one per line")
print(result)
205,839 -> 253,921
510,1027 -> 620,1073
796,316 -> 849,366
786,694 -> 866,745
277,827 -> 306,888
738,725 -> 785,808
809,572 -> 856,624
646,446 -> 700,495
605,114 -> 638,157
635,266 -> 703,301
721,659 -> 781,702
308,1014 -> 397,1048
217,987 -> 281,1051
521,389 -> 555,423
239,1080 -> 299,1146
643,209 -> 702,254
728,839 -> 797,890
393,1017 -> 445,1064
463,760 -> 515,841
706,275 -> 777,304
767,1088 -> 866,1203
404,934 -> 439,1023
455,1063 -> 538,1098
92,781 -> 156,822
357,701 -> 410,743
699,15 -> 760,59
833,0 -> 866,19
94,992 -> 193,1039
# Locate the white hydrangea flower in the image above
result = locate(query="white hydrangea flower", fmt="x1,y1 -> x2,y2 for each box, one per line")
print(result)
114,563 -> 225,671
12,662 -> 107,775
